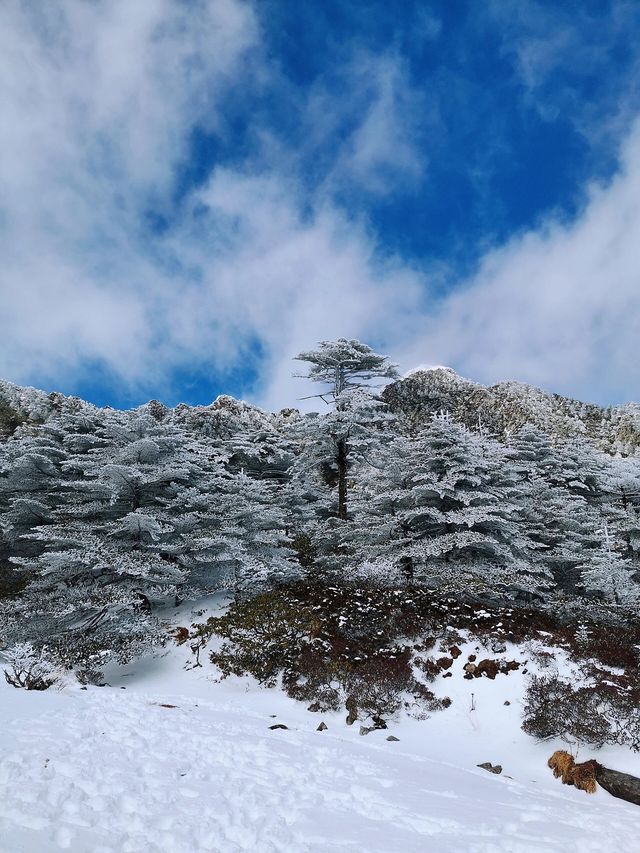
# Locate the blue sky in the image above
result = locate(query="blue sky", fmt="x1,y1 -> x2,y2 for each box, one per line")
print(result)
1,0 -> 640,409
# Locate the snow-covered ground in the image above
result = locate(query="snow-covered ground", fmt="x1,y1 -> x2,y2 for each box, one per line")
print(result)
1,602 -> 640,852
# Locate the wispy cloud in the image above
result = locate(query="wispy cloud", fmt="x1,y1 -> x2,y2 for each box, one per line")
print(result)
2,0 -> 640,410
401,122 -> 640,404
0,1 -> 426,407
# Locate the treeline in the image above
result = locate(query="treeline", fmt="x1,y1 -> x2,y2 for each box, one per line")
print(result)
1,340 -> 639,670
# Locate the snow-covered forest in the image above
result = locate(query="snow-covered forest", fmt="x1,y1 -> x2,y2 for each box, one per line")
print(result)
2,340 -> 640,851
2,339 -> 639,671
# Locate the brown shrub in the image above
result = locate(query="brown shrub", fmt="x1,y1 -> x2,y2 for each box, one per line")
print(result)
571,759 -> 598,794
548,751 -> 598,794
173,626 -> 190,645
548,750 -> 575,783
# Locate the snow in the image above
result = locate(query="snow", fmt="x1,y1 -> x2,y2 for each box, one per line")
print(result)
2,606 -> 640,852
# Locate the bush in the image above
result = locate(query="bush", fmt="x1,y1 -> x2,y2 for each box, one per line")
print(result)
194,593 -> 315,686
2,643 -> 58,690
341,649 -> 414,717
521,673 -> 637,749
190,583 -> 455,720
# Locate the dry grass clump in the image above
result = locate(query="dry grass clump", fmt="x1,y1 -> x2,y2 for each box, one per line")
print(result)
548,750 -> 598,794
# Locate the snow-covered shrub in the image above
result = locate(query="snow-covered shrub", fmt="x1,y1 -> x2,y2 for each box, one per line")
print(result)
2,643 -> 59,690
195,592 -> 314,686
193,583 -> 456,719
342,648 -> 414,716
522,674 -> 610,748
75,668 -> 105,686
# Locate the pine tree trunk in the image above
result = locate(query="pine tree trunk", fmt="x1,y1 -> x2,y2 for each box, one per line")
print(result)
596,764 -> 640,806
337,438 -> 348,520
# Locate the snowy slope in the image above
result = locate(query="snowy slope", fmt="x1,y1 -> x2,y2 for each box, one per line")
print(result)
2,602 -> 640,852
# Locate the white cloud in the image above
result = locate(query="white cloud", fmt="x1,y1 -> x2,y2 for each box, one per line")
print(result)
0,3 -> 427,408
399,122 -> 640,404
0,0 -> 258,389
2,1 -> 640,411
318,53 -> 427,196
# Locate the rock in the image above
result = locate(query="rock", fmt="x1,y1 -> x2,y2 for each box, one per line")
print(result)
477,762 -> 502,775
449,645 -> 462,659
475,659 -> 500,680
307,702 -> 321,713
463,662 -> 477,674
491,642 -> 507,654
467,654 -> 477,662
317,722 -> 328,731
372,715 -> 387,730
443,672 -> 452,678
504,700 -> 511,706
437,656 -> 454,670
269,724 -> 288,730
501,660 -> 520,674
359,726 -> 372,736
386,735 -> 400,742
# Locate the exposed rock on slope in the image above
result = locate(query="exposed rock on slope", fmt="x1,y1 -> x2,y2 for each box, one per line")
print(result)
382,368 -> 640,455
3,368 -> 640,455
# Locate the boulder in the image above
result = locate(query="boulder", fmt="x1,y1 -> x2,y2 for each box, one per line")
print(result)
475,659 -> 500,680
477,762 -> 502,775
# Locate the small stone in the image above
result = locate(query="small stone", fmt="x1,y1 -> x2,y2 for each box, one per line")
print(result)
477,762 -> 502,774
307,702 -> 321,713
372,715 -> 387,730
317,722 -> 328,731
386,735 -> 400,742
437,656 -> 454,670
269,724 -> 288,730
359,726 -> 372,736
504,700 -> 511,706
468,654 -> 477,662
442,672 -> 452,678
449,645 -> 462,659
